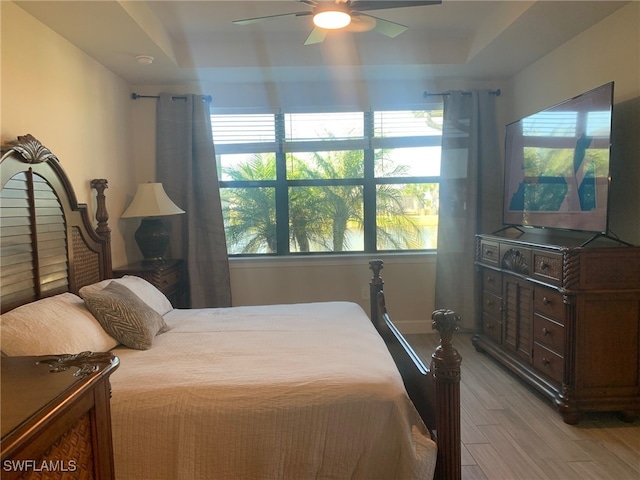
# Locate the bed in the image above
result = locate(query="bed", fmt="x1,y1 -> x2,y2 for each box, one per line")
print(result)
0,134 -> 462,480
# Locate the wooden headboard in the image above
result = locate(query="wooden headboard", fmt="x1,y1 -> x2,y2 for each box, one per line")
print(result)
0,134 -> 112,313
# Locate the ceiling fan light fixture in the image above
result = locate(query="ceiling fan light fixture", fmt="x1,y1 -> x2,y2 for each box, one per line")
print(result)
313,6 -> 351,30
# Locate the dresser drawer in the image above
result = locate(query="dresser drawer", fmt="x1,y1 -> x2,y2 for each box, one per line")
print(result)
482,313 -> 502,344
500,245 -> 531,275
480,240 -> 499,266
534,285 -> 565,321
482,291 -> 502,318
533,314 -> 565,355
532,250 -> 563,286
533,343 -> 564,384
152,266 -> 180,293
482,268 -> 502,296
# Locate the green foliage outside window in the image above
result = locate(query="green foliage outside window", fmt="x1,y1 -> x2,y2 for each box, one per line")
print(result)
213,109 -> 443,255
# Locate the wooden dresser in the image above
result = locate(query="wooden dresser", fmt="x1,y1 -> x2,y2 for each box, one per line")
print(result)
1,352 -> 119,479
472,228 -> 640,424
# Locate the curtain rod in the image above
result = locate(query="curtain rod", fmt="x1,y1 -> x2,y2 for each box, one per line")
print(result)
131,93 -> 212,102
423,89 -> 501,98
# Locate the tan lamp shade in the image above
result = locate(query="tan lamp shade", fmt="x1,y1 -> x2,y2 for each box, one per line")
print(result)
121,183 -> 184,218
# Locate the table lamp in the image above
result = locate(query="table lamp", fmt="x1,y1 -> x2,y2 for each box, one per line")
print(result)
121,183 -> 185,263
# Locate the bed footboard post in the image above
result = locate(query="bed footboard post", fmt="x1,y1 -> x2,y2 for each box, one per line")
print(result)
368,259 -> 384,324
431,309 -> 462,480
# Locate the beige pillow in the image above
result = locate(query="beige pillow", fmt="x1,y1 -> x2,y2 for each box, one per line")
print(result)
0,293 -> 118,356
81,282 -> 170,350
79,275 -> 173,315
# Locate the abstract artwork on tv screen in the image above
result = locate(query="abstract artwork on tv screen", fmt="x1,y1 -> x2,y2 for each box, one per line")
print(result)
503,82 -> 613,233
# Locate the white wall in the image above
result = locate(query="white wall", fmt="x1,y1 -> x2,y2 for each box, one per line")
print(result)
230,253 -> 437,334
508,3 -> 640,119
1,1 -> 134,267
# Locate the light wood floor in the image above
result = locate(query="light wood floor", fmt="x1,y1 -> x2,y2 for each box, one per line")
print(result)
406,333 -> 640,480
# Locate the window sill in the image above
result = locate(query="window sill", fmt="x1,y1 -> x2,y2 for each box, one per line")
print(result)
228,251 -> 437,269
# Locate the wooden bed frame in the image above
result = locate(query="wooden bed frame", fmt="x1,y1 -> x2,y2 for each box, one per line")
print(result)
1,134 -> 462,480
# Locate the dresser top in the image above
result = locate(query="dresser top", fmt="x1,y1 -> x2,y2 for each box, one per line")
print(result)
1,352 -> 118,439
479,227 -> 635,250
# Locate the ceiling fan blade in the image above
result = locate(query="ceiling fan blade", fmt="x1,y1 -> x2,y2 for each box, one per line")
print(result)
233,11 -> 311,26
365,14 -> 408,38
351,0 -> 441,12
345,13 -> 377,32
304,27 -> 327,45
298,0 -> 318,6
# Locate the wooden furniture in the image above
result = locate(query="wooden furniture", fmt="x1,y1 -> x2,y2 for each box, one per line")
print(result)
370,260 -> 461,480
1,352 -> 119,480
0,135 -> 112,314
0,134 -> 462,480
473,228 -> 640,424
113,259 -> 187,308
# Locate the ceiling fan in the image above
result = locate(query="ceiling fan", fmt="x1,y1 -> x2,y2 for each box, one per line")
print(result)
233,0 -> 442,45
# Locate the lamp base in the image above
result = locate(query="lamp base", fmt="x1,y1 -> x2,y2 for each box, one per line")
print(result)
134,218 -> 170,264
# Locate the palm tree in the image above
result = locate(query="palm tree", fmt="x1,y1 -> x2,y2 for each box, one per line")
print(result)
300,149 -> 365,251
289,184 -> 331,252
376,183 -> 423,250
221,154 -> 277,253
222,149 -> 424,253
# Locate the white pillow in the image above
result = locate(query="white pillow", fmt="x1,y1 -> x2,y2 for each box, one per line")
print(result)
0,293 -> 119,356
79,275 -> 173,316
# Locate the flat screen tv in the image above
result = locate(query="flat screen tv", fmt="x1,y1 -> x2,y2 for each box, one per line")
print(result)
503,82 -> 614,233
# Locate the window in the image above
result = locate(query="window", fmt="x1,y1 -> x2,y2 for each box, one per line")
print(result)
212,106 -> 443,255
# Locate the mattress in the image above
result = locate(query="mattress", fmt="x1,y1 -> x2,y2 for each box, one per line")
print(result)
109,301 -> 437,479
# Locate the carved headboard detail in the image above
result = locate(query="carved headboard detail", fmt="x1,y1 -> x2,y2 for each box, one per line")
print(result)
0,134 -> 112,313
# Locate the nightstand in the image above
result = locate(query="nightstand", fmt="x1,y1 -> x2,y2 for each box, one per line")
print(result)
113,259 -> 188,308
1,352 -> 119,480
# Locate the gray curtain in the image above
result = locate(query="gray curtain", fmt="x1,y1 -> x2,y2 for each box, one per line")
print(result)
435,90 -> 502,329
156,93 -> 232,308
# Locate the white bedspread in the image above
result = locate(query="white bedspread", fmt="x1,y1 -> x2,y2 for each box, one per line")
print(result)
109,301 -> 436,480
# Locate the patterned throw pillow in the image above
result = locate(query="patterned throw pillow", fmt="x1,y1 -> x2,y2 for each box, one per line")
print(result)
81,282 -> 170,350
79,275 -> 173,315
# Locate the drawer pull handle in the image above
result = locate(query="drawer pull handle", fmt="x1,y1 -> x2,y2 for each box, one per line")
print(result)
486,300 -> 494,307
542,357 -> 550,366
539,261 -> 549,270
542,327 -> 550,336
484,249 -> 493,257
542,297 -> 550,305
486,276 -> 494,284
